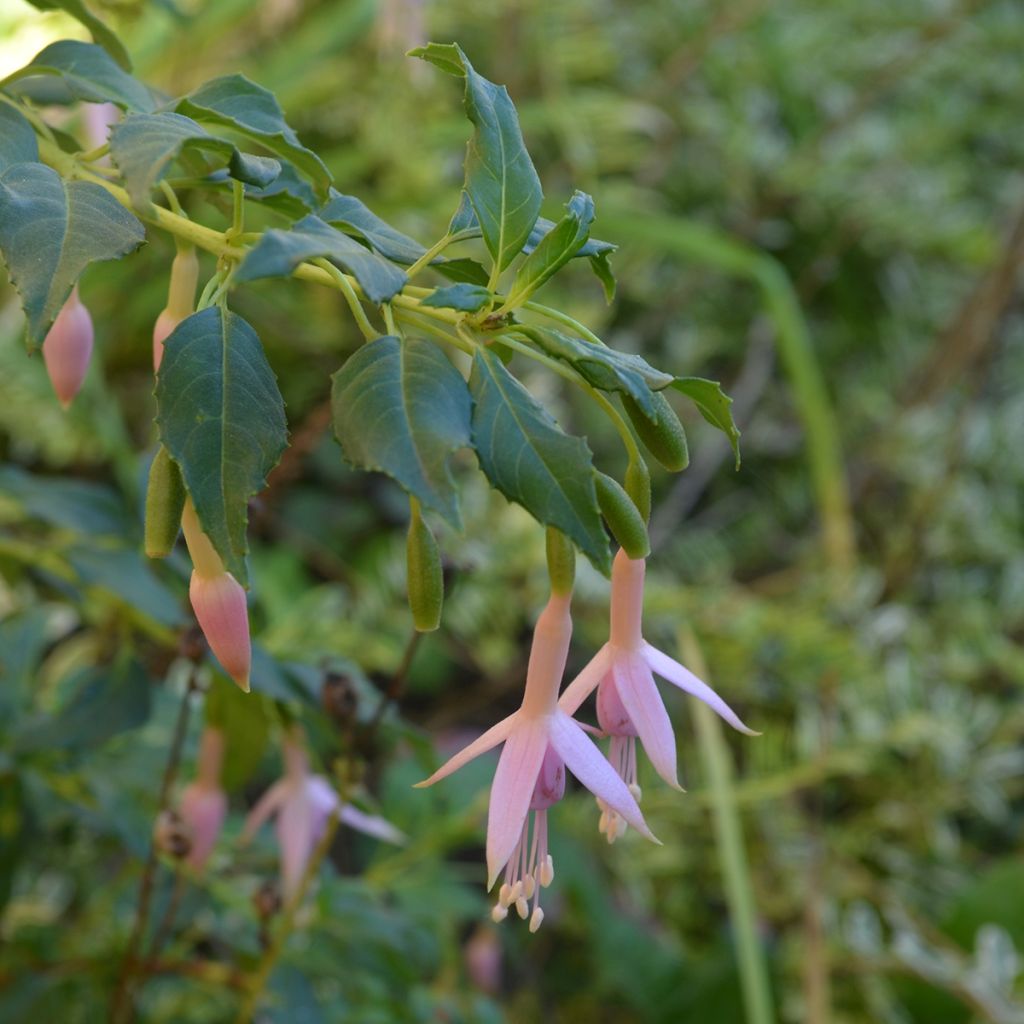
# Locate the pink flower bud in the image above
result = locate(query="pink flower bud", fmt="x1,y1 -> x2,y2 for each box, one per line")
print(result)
189,570 -> 251,691
152,309 -> 177,373
43,288 -> 94,408
179,781 -> 228,870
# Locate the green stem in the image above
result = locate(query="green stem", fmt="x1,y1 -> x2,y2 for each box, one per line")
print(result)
523,301 -> 606,347
404,233 -> 454,279
395,310 -> 474,355
313,259 -> 378,341
382,303 -> 398,336
228,180 -> 244,241
79,142 -> 110,163
680,626 -> 775,1024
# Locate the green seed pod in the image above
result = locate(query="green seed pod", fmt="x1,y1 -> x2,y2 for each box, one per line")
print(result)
623,391 -> 689,472
407,504 -> 443,632
145,445 -> 186,559
545,527 -> 576,595
595,472 -> 650,559
624,457 -> 652,524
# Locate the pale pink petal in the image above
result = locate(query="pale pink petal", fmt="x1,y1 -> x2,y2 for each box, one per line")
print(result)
305,776 -> 341,843
613,655 -> 681,790
43,291 -> 93,408
415,712 -> 519,788
276,786 -> 315,900
643,642 -> 759,736
485,719 -> 550,888
179,782 -> 227,870
189,570 -> 251,691
548,711 -> 657,842
339,804 -> 406,845
557,644 -> 611,716
240,779 -> 288,844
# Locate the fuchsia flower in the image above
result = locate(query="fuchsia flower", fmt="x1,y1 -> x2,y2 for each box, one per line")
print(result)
42,287 -> 94,408
178,725 -> 228,870
180,500 -> 251,691
416,590 -> 656,931
559,551 -> 757,839
242,731 -> 403,900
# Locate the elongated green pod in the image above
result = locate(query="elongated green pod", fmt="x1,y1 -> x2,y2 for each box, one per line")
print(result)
545,526 -> 576,593
407,501 -> 443,632
144,445 -> 185,558
623,391 -> 689,472
624,457 -> 651,524
595,472 -> 650,559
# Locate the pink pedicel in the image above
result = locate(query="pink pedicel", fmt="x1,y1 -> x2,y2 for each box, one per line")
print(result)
178,727 -> 228,870
189,571 -> 251,692
43,288 -> 94,409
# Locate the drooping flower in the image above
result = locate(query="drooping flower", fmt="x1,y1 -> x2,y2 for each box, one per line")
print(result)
241,730 -> 403,900
178,725 -> 228,870
416,590 -> 656,931
42,287 -> 94,408
180,499 -> 251,691
559,550 -> 757,839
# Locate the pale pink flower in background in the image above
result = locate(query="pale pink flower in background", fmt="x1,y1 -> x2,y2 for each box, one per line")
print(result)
178,726 -> 228,870
180,500 -> 251,691
242,732 -> 403,900
42,287 -> 93,408
559,550 -> 758,840
82,102 -> 119,158
416,591 -> 656,932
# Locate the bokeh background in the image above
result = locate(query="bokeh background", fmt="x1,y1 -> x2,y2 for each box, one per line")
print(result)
2,0 -> 1024,1021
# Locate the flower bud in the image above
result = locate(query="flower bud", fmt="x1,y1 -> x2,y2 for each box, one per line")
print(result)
595,472 -> 650,559
43,287 -> 94,409
623,391 -> 689,472
189,570 -> 251,692
144,446 -> 186,558
153,809 -> 191,860
406,505 -> 443,632
153,246 -> 199,372
178,726 -> 228,870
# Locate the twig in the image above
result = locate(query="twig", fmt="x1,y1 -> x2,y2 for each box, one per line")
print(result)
110,674 -> 196,1024
369,629 -> 422,733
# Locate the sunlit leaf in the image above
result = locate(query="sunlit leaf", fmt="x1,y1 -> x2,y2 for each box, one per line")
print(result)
671,376 -> 741,467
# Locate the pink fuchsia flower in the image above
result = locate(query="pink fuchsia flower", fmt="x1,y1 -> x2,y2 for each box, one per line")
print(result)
241,731 -> 403,900
43,287 -> 94,408
180,499 -> 251,691
178,725 -> 228,870
559,551 -> 757,839
416,590 -> 656,932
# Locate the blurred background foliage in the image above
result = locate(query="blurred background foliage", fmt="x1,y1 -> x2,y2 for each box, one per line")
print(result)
1,0 -> 1024,1021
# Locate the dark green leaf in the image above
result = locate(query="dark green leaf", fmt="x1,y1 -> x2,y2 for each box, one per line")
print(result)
155,308 -> 288,586
0,466 -> 129,536
518,326 -> 671,417
411,42 -> 542,275
2,41 -> 154,111
469,347 -> 609,572
420,283 -> 491,312
523,206 -> 617,302
671,376 -> 741,467
320,191 -> 429,265
236,214 -> 406,304
436,257 -> 490,287
176,74 -> 330,200
0,161 -> 145,347
204,675 -> 272,792
0,105 -> 39,173
331,336 -> 471,527
0,776 -> 32,915
506,191 -> 594,305
447,190 -> 477,234
24,1 -> 133,70
589,250 -> 617,302
243,160 -> 317,216
109,111 -> 279,209
15,658 -> 152,753
0,609 -> 51,713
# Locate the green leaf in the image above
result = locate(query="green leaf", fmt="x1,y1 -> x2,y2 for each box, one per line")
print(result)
523,206 -> 617,302
671,376 -> 741,467
518,326 -> 672,417
411,42 -> 542,276
436,257 -> 490,287
109,111 -> 280,209
420,283 -> 491,312
320,191 -> 429,265
204,674 -> 272,792
0,106 -> 39,174
331,336 -> 471,527
176,74 -> 331,200
15,658 -> 152,753
236,214 -> 407,304
2,40 -> 154,111
505,191 -> 595,306
243,160 -> 317,216
155,308 -> 288,586
24,0 -> 133,70
447,190 -> 477,234
469,347 -> 609,572
588,249 -> 617,302
0,161 -> 145,347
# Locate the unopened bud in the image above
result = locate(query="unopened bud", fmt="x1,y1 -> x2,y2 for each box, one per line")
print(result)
178,781 -> 227,870
253,880 -> 282,920
153,246 -> 199,372
624,457 -> 651,523
594,472 -> 650,559
153,809 -> 191,860
406,503 -> 443,632
623,391 -> 689,472
189,570 -> 251,692
144,446 -> 186,558
43,287 -> 94,409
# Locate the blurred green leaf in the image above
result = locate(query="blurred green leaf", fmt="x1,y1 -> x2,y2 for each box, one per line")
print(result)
23,0 -> 133,70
